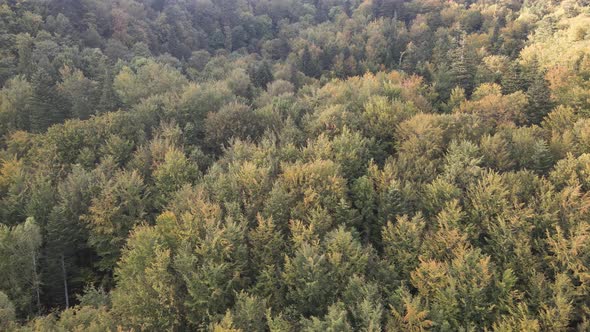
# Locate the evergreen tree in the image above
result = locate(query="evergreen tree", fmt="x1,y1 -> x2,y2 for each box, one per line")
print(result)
301,45 -> 320,78
450,36 -> 474,95
249,61 -> 274,89
230,292 -> 268,332
502,62 -> 525,94
98,68 -> 116,114
29,64 -> 63,133
301,302 -> 353,332
526,70 -> 553,124
42,167 -> 95,309
58,67 -> 98,120
0,75 -> 33,132
283,242 -> 333,317
15,34 -> 34,79
1,0 -> 590,329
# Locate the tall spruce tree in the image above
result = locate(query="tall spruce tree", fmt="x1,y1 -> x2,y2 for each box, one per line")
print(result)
301,45 -> 320,78
29,62 -> 63,133
249,61 -> 274,89
450,35 -> 474,95
526,70 -> 553,124
97,68 -> 117,114
502,62 -> 525,94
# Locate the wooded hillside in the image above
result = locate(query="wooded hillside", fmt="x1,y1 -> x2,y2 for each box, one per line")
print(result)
1,0 -> 590,330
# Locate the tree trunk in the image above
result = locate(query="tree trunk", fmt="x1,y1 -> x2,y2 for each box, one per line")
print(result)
32,253 -> 41,313
61,254 -> 69,309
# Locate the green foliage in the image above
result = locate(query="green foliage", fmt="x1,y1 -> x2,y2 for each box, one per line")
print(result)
342,276 -> 383,331
283,241 -> 333,317
1,0 -> 590,330
0,291 -> 16,330
84,169 -> 148,271
57,66 -> 98,120
111,225 -> 180,331
526,70 -> 554,124
205,102 -> 266,152
29,65 -> 63,133
249,61 -> 274,89
231,292 -> 268,332
0,157 -> 28,225
175,214 -> 248,326
301,302 -> 353,332
382,214 -> 426,280
0,76 -> 33,133
114,60 -> 188,106
388,287 -> 432,332
153,147 -> 199,202
0,218 -> 42,316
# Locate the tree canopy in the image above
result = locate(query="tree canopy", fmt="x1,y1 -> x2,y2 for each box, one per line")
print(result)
1,0 -> 590,331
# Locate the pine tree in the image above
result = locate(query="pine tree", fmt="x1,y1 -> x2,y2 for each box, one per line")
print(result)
352,176 -> 378,243
174,214 -> 249,327
29,64 -> 63,133
532,140 -> 553,173
283,242 -> 333,317
382,215 -> 425,280
153,147 -> 199,204
15,34 -> 34,79
249,61 -> 274,89
249,215 -> 284,273
44,206 -> 87,309
502,62 -> 525,94
388,287 -> 433,332
450,35 -> 474,95
342,276 -> 383,331
230,292 -> 268,332
301,302 -> 353,332
97,68 -> 117,113
526,70 -> 553,124
301,45 -> 320,78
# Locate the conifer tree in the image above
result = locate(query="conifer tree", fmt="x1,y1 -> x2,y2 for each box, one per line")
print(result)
42,167 -> 95,309
15,34 -> 33,79
502,62 -> 525,94
98,68 -> 117,114
450,35 -> 474,95
249,61 -> 274,89
301,46 -> 320,78
301,302 -> 353,332
29,64 -> 63,133
526,70 -> 553,124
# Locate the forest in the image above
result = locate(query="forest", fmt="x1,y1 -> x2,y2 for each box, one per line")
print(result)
0,0 -> 590,330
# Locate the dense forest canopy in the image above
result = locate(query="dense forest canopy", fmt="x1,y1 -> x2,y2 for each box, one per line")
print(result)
1,0 -> 590,330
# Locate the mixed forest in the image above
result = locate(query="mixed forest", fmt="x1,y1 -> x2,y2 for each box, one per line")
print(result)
1,0 -> 590,330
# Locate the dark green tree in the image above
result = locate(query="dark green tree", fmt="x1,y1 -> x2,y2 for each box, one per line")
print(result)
30,64 -> 64,133
249,61 -> 274,89
300,45 -> 320,78
502,62 -> 526,94
450,38 -> 474,95
526,70 -> 553,124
